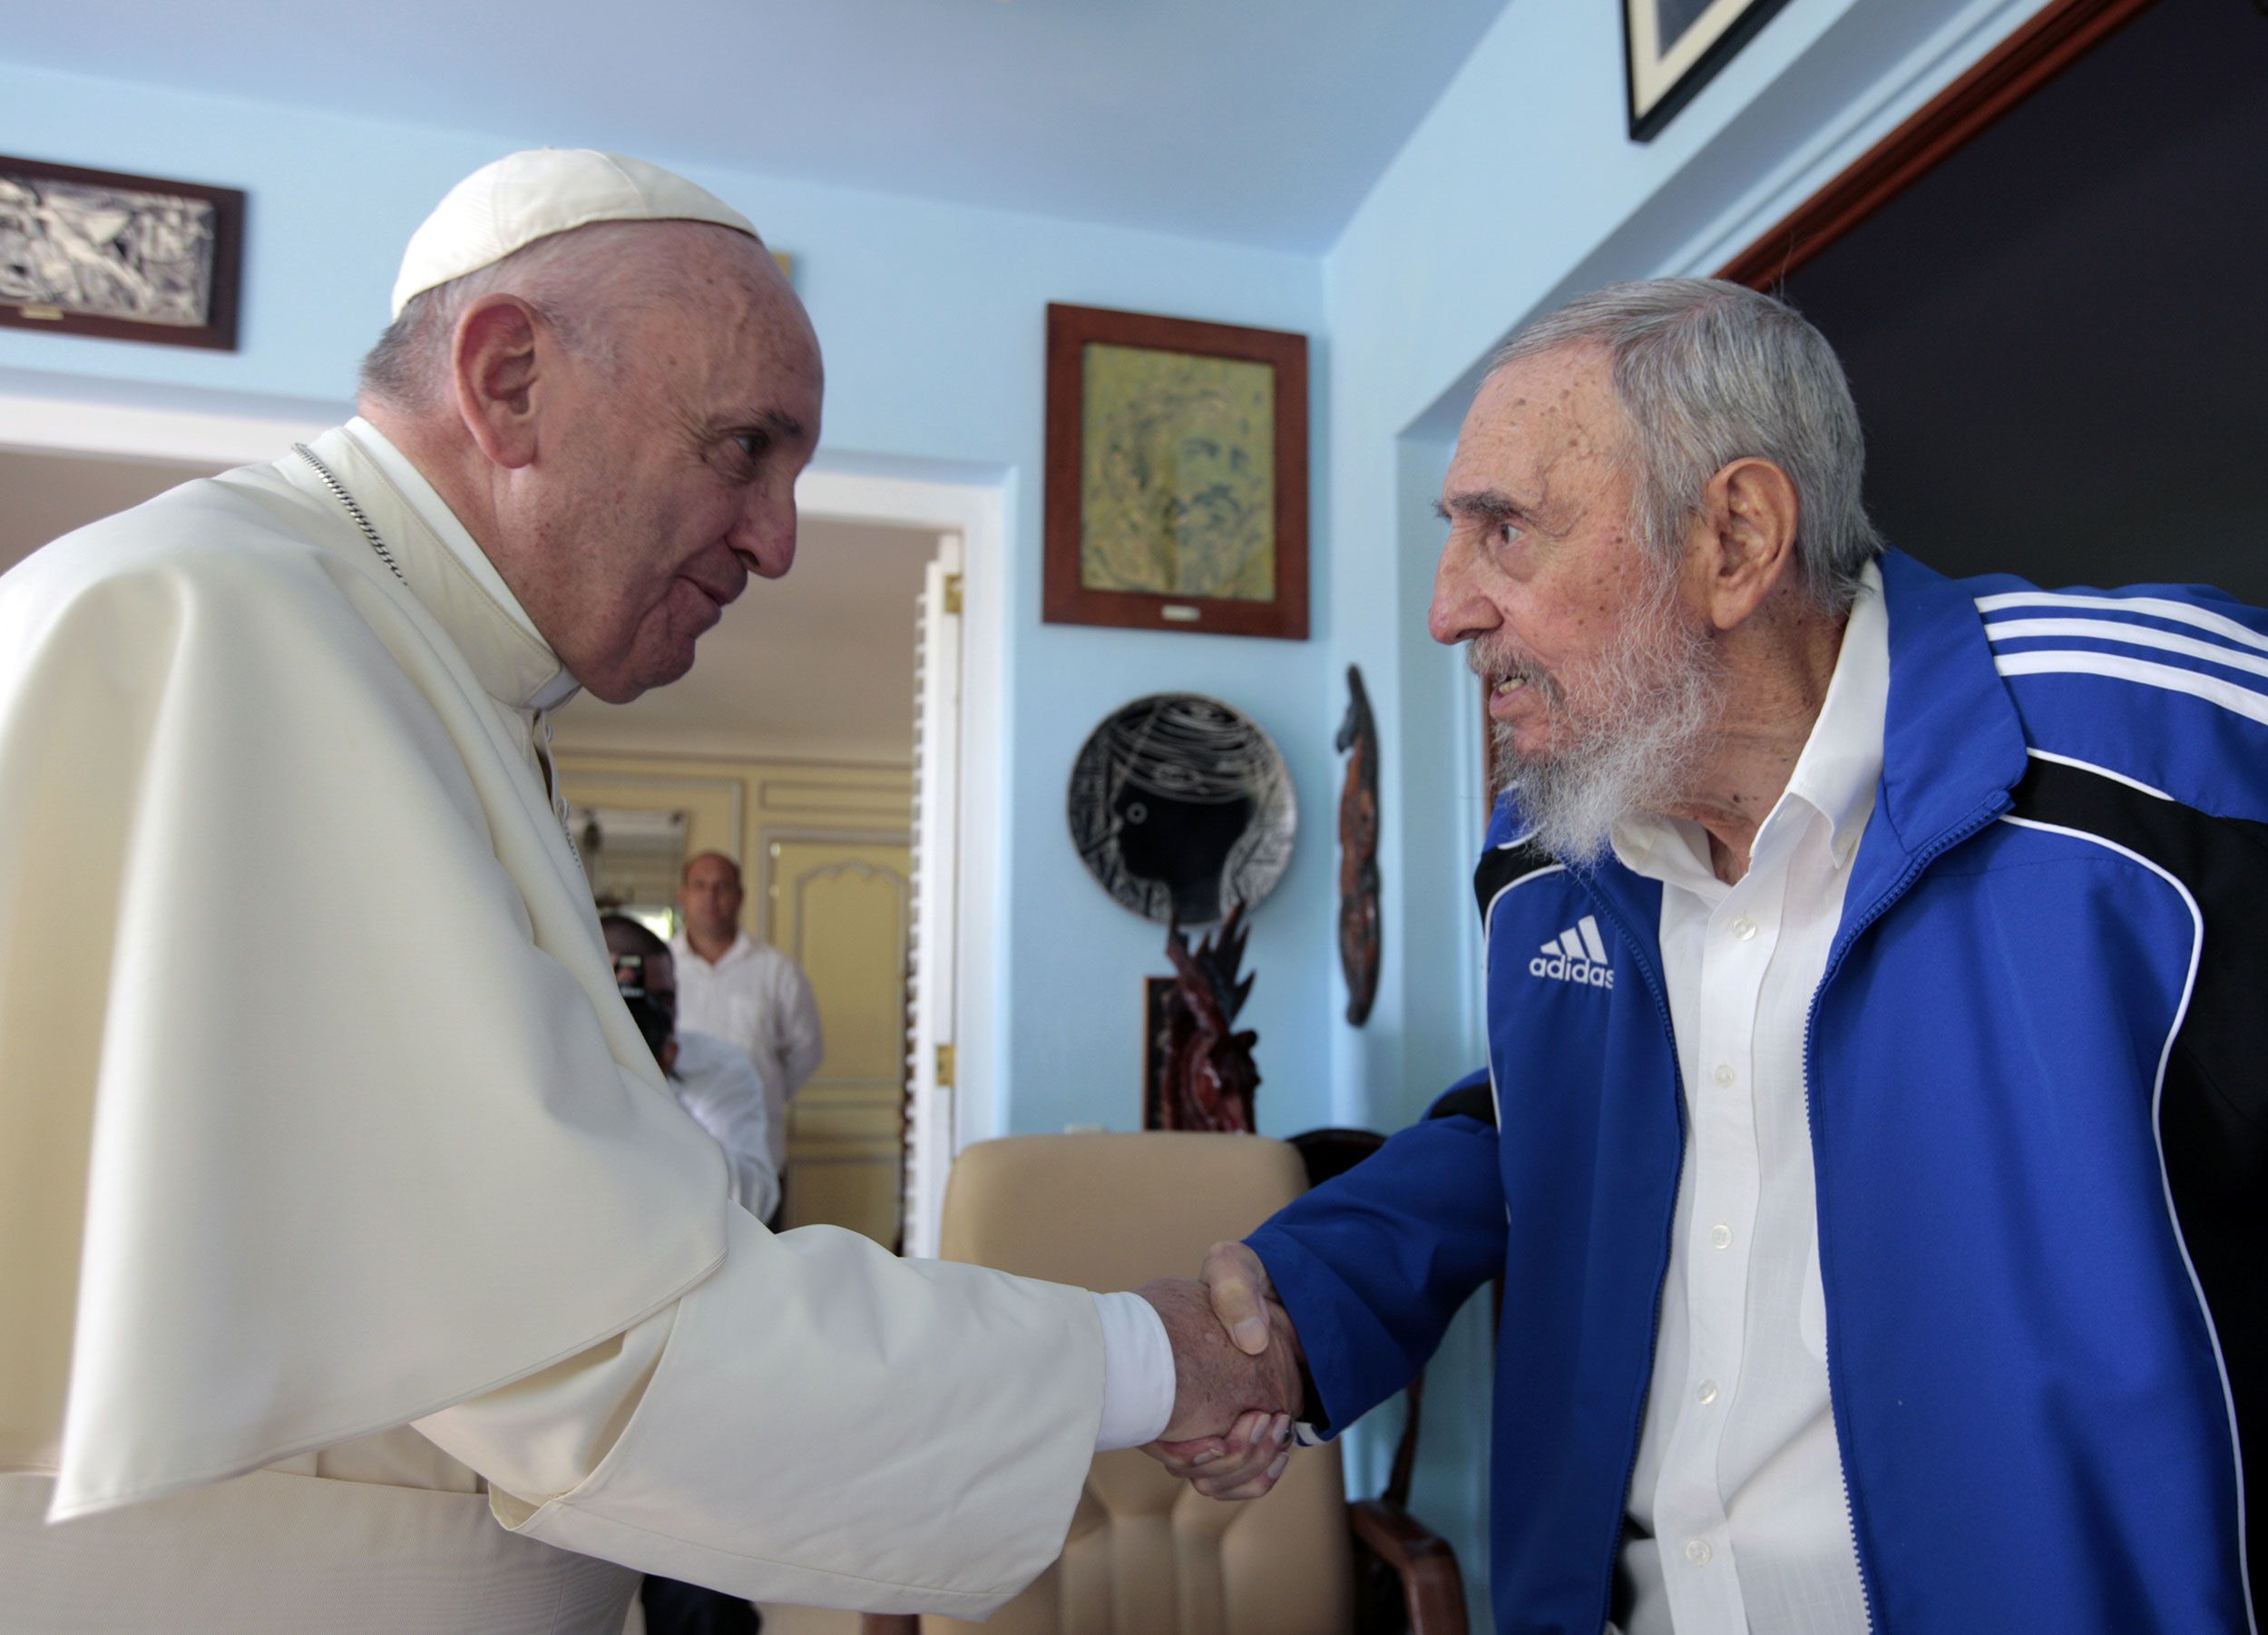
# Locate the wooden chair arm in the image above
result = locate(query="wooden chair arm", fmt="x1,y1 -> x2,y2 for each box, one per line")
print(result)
1348,1497 -> 1468,1635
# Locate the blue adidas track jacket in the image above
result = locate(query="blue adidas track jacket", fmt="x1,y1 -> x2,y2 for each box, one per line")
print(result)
1247,549 -> 2263,1633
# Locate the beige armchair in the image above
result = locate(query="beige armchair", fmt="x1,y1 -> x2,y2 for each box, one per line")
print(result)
865,1131 -> 1465,1635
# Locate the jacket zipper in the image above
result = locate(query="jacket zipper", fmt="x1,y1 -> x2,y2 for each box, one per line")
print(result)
1561,878 -> 1690,1635
1799,792 -> 2012,1635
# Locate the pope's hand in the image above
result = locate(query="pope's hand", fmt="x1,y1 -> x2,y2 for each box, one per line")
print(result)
1138,1241 -> 1304,1500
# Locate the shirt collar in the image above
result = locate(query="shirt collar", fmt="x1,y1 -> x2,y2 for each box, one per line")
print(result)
1611,559 -> 1889,886
342,417 -> 581,712
1782,558 -> 1889,859
673,929 -> 755,970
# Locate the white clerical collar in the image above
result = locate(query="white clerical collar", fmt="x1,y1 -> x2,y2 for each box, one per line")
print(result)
342,417 -> 582,711
1611,558 -> 1889,885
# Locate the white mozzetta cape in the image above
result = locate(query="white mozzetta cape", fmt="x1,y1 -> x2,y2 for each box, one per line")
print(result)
0,426 -> 1100,1615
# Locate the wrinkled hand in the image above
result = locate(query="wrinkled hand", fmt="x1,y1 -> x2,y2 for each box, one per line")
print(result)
1139,1241 -> 1305,1501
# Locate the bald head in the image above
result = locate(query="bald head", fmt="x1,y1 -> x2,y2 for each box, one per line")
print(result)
680,850 -> 741,890
677,851 -> 744,950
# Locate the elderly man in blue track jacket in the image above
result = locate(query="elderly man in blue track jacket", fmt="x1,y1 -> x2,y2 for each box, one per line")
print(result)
1145,279 -> 2263,1634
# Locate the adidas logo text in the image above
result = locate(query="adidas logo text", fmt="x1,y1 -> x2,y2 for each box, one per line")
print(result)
1530,915 -> 1615,990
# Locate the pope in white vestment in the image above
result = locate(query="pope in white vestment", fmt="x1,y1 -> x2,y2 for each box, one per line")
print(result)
0,416 -> 1119,1630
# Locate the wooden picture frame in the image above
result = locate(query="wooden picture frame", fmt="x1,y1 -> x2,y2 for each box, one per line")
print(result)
1044,302 -> 1308,641
1624,0 -> 1798,142
0,154 -> 244,350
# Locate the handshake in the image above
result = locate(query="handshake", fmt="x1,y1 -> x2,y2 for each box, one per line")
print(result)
1131,1241 -> 1302,1502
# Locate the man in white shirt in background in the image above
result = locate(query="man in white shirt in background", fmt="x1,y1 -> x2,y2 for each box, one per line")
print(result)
605,914 -> 781,1225
673,850 -> 823,1219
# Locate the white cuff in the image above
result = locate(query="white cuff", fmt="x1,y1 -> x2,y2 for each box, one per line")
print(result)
1089,1289 -> 1175,1450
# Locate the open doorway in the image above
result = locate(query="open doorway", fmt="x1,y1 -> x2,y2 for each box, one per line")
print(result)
551,511 -> 950,1253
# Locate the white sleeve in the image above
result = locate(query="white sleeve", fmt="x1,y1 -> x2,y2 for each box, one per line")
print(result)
1089,1289 -> 1175,1450
776,960 -> 824,1099
670,1043 -> 780,1223
415,1209 -> 1102,1616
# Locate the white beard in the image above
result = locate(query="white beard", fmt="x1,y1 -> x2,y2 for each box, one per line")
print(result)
1482,566 -> 1725,864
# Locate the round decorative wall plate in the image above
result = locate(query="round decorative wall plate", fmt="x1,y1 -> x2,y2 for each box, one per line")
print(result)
1067,692 -> 1295,925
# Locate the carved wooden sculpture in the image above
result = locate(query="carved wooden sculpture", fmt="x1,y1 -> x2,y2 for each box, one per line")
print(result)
1155,903 -> 1260,1133
1336,664 -> 1382,1026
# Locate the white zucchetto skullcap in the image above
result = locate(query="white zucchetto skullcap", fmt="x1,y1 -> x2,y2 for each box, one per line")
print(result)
390,148 -> 757,319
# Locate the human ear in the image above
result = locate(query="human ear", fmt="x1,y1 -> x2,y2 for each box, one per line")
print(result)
1693,457 -> 1802,631
451,295 -> 545,471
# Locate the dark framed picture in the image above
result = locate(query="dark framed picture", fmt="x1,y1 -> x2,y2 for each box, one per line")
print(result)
0,154 -> 245,350
1624,0 -> 1799,142
1044,302 -> 1308,641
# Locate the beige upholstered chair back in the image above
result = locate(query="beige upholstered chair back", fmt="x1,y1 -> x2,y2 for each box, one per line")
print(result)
924,1133 -> 1354,1635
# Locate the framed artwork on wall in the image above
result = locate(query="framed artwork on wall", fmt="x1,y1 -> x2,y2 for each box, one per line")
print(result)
1624,0 -> 1798,142
0,154 -> 245,350
1043,302 -> 1308,640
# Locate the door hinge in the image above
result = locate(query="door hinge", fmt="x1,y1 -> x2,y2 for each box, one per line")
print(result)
943,573 -> 963,616
935,1043 -> 956,1088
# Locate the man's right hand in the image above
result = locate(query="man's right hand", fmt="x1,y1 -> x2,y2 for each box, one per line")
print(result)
1139,1241 -> 1304,1501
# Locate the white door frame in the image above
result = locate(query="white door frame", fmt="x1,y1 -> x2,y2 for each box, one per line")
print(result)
794,463 -> 1007,1171
0,384 -> 1012,1180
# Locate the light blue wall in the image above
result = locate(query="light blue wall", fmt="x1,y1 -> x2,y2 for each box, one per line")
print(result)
1314,0 -> 2058,1612
0,62 -> 1334,1141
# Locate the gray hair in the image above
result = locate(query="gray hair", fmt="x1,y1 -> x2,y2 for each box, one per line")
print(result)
1491,278 -> 1881,612
357,219 -> 759,412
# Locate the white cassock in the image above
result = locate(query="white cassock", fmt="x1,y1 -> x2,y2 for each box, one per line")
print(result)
0,421 -> 1104,1631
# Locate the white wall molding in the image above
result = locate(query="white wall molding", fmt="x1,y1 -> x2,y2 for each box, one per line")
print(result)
0,385 -> 334,467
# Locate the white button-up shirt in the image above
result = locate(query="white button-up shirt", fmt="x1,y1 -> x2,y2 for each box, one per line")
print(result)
1608,562 -> 1887,1635
670,931 -> 825,1173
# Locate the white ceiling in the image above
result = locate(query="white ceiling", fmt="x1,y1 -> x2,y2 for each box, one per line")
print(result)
0,447 -> 938,763
3,0 -> 1510,250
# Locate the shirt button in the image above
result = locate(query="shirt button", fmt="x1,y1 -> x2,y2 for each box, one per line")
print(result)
1713,1063 -> 1735,1087
1685,1539 -> 1713,1566
1710,1223 -> 1733,1249
1697,1380 -> 1719,1405
1730,915 -> 1758,940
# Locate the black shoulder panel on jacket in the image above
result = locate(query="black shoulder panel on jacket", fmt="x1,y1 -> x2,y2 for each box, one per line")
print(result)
1472,837 -> 1559,926
1427,1081 -> 1498,1127
2010,754 -> 2268,1622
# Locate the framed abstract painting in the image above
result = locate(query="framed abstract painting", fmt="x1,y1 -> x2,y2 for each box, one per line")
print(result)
1624,0 -> 1798,142
1043,302 -> 1308,640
